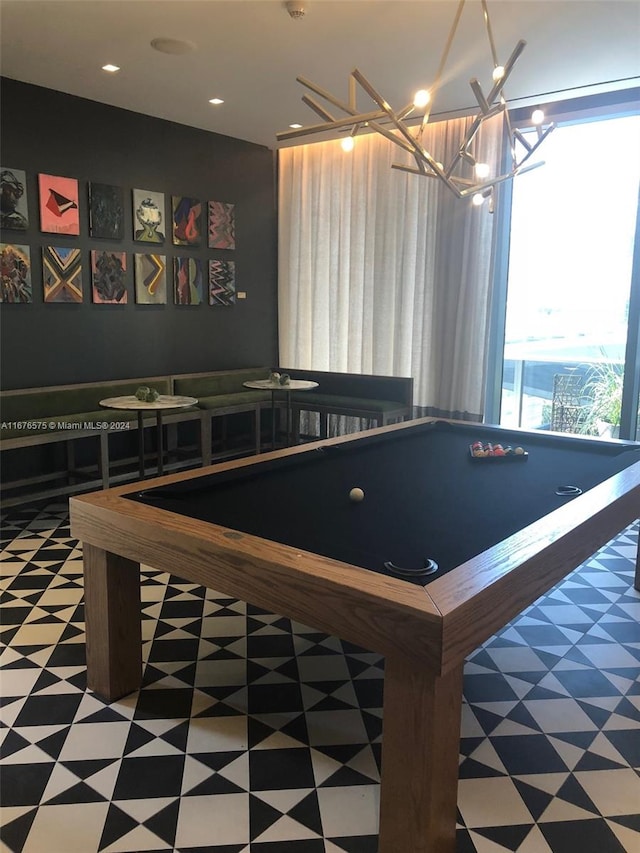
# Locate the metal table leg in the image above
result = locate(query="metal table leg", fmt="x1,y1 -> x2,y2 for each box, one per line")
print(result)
156,411 -> 164,475
137,412 -> 145,479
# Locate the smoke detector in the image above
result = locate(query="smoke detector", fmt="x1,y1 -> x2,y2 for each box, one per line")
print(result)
285,1 -> 306,20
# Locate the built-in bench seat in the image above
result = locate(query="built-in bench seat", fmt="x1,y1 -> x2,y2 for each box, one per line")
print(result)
1,367 -> 414,505
0,376 -> 201,503
278,367 -> 414,440
172,368 -> 272,463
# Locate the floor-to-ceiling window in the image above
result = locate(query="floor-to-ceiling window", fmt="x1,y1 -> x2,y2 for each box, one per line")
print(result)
489,105 -> 640,440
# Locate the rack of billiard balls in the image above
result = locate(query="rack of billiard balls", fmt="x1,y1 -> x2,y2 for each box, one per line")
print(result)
470,441 -> 528,460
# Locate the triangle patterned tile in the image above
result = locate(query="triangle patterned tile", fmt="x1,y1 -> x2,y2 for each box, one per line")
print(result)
252,813 -> 322,843
512,779 -> 555,822
22,801 -> 110,853
472,823 -> 535,851
185,772 -> 246,797
608,812 -> 640,832
466,737 -> 510,774
40,760 -> 87,803
489,717 -> 542,739
612,692 -> 640,720
248,793 -> 293,840
544,735 -> 591,772
310,748 -> 344,787
181,754 -> 218,795
250,729 -> 309,751
45,779 -> 109,805
555,773 -> 603,815
69,759 -> 121,802
100,822 -> 170,852
457,776 -> 533,828
125,737 -> 185,759
248,659 -> 297,682
268,713 -> 309,744
0,694 -> 28,727
0,806 -> 38,853
547,731 -> 598,753
1,740 -> 58,767
606,819 -> 640,853
251,788 -> 317,814
213,752 -> 250,792
325,837 -> 378,853
573,751 -> 627,773
600,711 -> 640,732
320,764 -> 379,788
510,824 -> 554,853
520,696 -> 599,734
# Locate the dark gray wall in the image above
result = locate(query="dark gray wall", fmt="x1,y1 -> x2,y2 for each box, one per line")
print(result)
0,78 -> 279,390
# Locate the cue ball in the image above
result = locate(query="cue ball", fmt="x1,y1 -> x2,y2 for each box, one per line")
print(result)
349,487 -> 365,502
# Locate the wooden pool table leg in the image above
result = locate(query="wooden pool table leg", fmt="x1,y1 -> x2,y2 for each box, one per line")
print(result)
83,543 -> 142,702
378,657 -> 464,853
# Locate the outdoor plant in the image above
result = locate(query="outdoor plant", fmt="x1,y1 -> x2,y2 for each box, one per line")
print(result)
579,359 -> 623,437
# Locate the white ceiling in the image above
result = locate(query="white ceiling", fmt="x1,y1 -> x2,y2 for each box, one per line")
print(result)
1,1 -> 639,150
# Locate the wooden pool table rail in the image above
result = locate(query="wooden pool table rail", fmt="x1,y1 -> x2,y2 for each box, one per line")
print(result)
70,419 -> 640,853
433,459 -> 640,669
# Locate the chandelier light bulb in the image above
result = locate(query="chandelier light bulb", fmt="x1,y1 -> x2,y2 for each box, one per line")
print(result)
531,108 -> 545,125
277,0 -> 556,199
341,136 -> 355,152
413,89 -> 431,109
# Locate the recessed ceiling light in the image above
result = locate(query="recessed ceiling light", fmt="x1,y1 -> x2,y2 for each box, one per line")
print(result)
151,37 -> 197,55
102,64 -> 120,73
289,123 -> 302,129
208,98 -> 224,105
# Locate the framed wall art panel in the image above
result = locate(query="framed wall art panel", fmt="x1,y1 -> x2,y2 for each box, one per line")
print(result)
134,253 -> 167,304
209,259 -> 236,306
91,250 -> 127,304
172,196 -> 202,246
1,243 -> 32,303
173,256 -> 203,305
132,189 -> 165,243
0,168 -> 29,231
89,182 -> 125,239
208,200 -> 235,249
38,173 -> 80,235
42,246 -> 83,303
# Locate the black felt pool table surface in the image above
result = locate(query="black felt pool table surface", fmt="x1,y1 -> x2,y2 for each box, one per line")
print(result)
131,420 -> 640,582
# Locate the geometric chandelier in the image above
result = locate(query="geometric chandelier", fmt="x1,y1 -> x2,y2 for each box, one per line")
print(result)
277,0 -> 556,204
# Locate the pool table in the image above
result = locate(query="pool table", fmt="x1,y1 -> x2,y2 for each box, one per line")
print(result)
69,418 -> 640,853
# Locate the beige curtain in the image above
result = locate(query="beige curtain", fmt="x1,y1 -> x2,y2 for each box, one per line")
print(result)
278,115 -> 500,419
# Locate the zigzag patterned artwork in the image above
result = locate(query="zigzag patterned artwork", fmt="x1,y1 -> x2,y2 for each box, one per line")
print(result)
208,200 -> 235,249
208,259 -> 236,306
134,253 -> 167,304
42,246 -> 83,303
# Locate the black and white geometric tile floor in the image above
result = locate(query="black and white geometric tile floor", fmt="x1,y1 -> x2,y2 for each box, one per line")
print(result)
1,501 -> 638,853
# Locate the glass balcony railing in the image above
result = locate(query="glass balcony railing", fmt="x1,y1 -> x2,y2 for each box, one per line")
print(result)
500,338 -> 626,436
